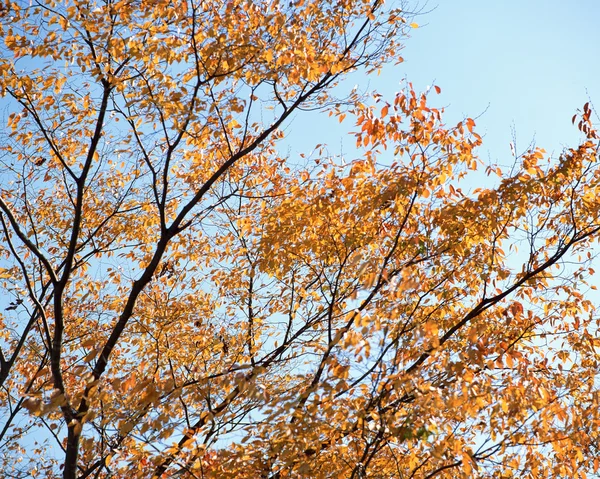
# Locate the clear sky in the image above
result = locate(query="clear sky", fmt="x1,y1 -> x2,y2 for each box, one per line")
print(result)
285,0 -> 600,168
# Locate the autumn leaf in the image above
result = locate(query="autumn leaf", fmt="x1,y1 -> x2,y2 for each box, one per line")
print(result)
0,1 -> 599,479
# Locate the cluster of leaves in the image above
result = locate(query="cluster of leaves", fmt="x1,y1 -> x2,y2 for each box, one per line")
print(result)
1,0 -> 600,478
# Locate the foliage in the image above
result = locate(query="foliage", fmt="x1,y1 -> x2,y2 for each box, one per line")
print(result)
1,0 -> 600,478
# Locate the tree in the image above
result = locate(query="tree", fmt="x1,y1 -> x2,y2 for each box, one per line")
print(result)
1,0 -> 600,477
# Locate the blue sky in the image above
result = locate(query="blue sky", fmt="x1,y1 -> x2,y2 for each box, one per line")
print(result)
286,0 -> 600,167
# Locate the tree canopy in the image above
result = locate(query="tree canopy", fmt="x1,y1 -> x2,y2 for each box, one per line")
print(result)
1,0 -> 600,478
